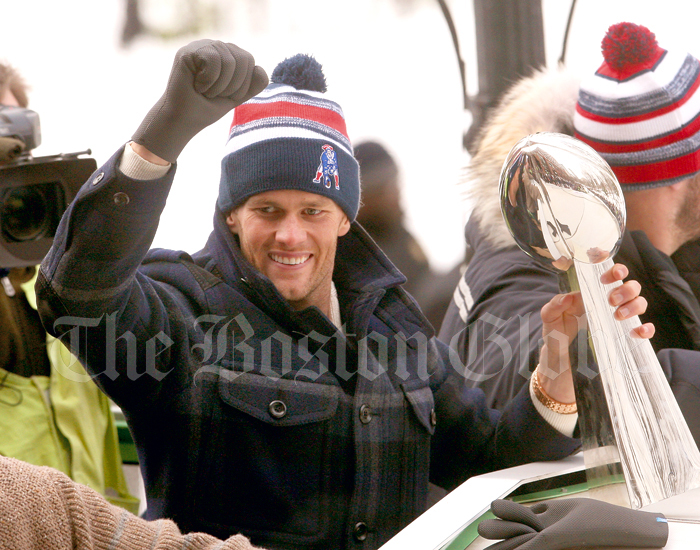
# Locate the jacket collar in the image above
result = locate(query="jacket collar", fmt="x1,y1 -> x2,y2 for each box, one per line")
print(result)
334,221 -> 407,293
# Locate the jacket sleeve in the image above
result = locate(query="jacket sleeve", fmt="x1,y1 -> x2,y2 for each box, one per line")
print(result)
0,456 -> 262,550
35,145 -> 179,408
439,243 -> 561,410
428,339 -> 580,492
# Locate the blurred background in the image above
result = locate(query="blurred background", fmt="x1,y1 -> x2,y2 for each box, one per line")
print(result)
1,0 -> 698,274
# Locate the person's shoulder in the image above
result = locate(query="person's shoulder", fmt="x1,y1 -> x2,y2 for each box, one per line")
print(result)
0,456 -> 69,494
141,247 -> 226,294
466,240 -> 556,291
143,247 -> 194,266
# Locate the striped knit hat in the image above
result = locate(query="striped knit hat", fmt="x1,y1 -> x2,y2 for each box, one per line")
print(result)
218,54 -> 360,220
574,22 -> 700,190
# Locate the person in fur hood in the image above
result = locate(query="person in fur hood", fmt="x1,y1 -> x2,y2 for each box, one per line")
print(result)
439,23 -> 700,445
438,66 -> 582,408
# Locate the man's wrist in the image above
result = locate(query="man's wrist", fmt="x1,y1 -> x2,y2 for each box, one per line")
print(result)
537,345 -> 577,404
119,142 -> 171,181
530,367 -> 578,437
531,367 -> 577,414
130,142 -> 170,166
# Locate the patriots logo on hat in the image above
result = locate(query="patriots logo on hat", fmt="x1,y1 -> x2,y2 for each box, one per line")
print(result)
313,144 -> 340,190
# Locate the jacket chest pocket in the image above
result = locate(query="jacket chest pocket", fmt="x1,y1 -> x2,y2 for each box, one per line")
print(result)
218,372 -> 340,426
194,371 -> 346,545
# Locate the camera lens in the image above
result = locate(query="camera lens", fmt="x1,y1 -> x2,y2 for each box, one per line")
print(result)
1,186 -> 52,242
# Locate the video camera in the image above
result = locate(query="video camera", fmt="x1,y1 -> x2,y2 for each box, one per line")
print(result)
0,106 -> 96,268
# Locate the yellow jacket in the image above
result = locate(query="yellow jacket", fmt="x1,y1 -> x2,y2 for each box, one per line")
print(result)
0,275 -> 138,513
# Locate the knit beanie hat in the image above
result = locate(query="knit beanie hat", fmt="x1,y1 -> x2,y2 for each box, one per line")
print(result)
218,54 -> 360,220
574,22 -> 700,190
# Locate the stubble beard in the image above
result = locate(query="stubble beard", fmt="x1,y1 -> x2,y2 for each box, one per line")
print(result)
675,175 -> 700,246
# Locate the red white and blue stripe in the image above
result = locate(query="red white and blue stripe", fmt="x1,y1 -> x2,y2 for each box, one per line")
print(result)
218,56 -> 360,220
224,84 -> 353,158
574,23 -> 700,189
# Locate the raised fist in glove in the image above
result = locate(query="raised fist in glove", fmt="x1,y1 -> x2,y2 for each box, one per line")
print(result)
477,498 -> 669,550
132,39 -> 268,163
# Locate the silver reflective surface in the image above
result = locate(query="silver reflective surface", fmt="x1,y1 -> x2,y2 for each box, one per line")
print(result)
575,259 -> 700,511
499,132 -> 700,512
499,132 -> 625,272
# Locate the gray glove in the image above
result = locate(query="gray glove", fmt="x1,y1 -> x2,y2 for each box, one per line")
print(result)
132,39 -> 268,163
477,498 -> 669,550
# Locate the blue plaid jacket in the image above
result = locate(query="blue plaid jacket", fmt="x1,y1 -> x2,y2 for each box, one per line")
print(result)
37,146 -> 579,550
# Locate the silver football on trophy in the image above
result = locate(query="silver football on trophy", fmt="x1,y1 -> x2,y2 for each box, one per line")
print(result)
499,132 -> 626,272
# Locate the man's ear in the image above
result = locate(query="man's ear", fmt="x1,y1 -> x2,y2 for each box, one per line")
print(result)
225,210 -> 239,234
338,215 -> 351,237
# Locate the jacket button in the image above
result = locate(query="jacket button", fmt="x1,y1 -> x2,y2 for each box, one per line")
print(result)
91,172 -> 104,185
268,400 -> 287,419
430,408 -> 437,427
359,404 -> 372,424
113,192 -> 130,206
353,521 -> 368,542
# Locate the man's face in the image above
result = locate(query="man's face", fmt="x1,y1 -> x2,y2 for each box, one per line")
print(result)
226,189 -> 350,312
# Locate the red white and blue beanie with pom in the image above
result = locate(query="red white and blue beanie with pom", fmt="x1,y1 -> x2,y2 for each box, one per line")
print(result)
218,54 -> 360,220
574,22 -> 700,189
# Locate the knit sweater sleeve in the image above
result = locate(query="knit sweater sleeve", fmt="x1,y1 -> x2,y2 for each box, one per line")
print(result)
0,456 -> 262,550
119,141 -> 171,180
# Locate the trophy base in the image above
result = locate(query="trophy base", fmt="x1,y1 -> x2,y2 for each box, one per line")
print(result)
641,487 -> 700,522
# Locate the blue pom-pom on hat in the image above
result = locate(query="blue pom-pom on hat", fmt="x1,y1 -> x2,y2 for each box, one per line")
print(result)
218,53 -> 360,221
270,54 -> 327,93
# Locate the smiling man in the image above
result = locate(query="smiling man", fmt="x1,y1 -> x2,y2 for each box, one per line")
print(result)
225,190 -> 349,312
35,40 -> 648,550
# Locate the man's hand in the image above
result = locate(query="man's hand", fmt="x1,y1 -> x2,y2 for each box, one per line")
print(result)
132,39 -> 268,163
538,263 -> 654,404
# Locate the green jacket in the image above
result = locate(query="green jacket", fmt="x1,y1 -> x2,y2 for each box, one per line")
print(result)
0,275 -> 138,513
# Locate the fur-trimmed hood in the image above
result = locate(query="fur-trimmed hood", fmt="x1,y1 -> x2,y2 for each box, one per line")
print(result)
464,68 -> 581,250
